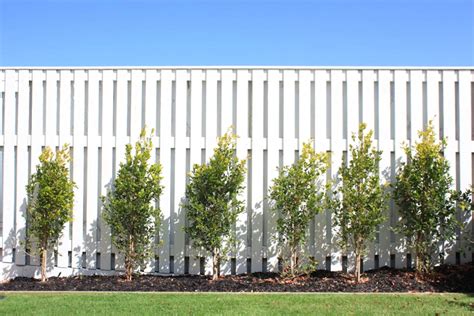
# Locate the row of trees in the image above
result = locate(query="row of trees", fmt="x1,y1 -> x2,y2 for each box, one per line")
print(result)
25,123 -> 472,282
272,122 -> 472,282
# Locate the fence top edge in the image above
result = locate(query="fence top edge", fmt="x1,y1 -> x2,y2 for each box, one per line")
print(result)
0,66 -> 473,71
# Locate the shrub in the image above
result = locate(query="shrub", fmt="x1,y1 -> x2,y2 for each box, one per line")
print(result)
102,128 -> 163,281
26,146 -> 75,282
269,142 -> 328,276
333,123 -> 388,282
393,122 -> 472,273
184,130 -> 246,280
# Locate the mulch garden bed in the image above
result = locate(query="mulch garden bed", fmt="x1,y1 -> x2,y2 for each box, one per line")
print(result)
1,263 -> 473,292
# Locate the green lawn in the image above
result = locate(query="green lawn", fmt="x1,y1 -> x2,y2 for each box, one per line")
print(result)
0,292 -> 472,315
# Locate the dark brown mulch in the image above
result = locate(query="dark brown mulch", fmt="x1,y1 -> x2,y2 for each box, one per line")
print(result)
1,263 -> 473,292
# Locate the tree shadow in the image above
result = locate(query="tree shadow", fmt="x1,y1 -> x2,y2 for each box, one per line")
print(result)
2,198 -> 66,280
234,199 -> 263,275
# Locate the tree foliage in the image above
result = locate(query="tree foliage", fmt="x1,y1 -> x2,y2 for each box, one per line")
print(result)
333,123 -> 388,282
269,142 -> 328,275
393,122 -> 472,273
26,146 -> 75,282
102,128 -> 163,281
184,130 -> 246,280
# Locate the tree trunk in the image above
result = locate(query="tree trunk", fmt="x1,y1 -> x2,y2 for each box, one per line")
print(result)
40,246 -> 47,282
212,249 -> 220,280
355,252 -> 361,283
415,232 -> 426,273
416,251 -> 426,274
125,237 -> 134,281
290,245 -> 298,276
125,258 -> 133,281
354,237 -> 363,283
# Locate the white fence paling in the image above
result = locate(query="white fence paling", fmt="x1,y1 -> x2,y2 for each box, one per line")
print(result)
174,69 -> 187,275
313,70 -> 329,270
393,70 -> 408,268
235,69 -> 249,274
158,69 -> 172,274
442,70 -> 458,265
0,67 -> 472,280
15,70 -> 30,267
57,70 -> 72,269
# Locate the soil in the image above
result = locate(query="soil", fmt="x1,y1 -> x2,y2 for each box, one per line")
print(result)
1,264 -> 473,292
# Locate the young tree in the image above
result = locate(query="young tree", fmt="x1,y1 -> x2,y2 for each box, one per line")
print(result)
102,128 -> 163,281
393,122 -> 472,273
184,130 -> 246,280
269,142 -> 328,276
26,146 -> 75,282
333,123 -> 388,282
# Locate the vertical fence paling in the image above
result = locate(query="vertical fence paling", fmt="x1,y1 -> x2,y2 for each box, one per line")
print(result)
158,70 -> 172,274
173,69 -> 187,274
442,71 -> 457,264
266,70 -> 280,272
0,68 -> 472,279
377,70 -> 392,268
250,69 -> 264,273
235,69 -> 249,274
99,69 -> 114,271
459,70 -> 472,264
57,70 -> 72,269
313,70 -> 329,270
3,70 -> 15,265
393,70 -> 408,268
15,70 -> 30,267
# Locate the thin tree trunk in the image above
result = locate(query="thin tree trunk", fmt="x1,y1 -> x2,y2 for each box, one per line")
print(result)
354,237 -> 363,283
416,251 -> 426,274
125,237 -> 134,281
212,249 -> 220,280
125,258 -> 133,281
40,246 -> 47,282
355,252 -> 361,283
290,245 -> 297,276
415,232 -> 426,273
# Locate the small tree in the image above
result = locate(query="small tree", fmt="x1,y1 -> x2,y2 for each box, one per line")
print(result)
26,146 -> 75,282
269,142 -> 328,276
184,130 -> 246,280
333,123 -> 388,282
393,122 -> 472,273
102,128 -> 163,281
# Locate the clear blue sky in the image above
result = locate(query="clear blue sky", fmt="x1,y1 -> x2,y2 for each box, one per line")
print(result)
0,0 -> 473,66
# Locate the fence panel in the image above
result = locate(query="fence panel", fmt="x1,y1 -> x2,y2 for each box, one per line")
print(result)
0,67 -> 472,279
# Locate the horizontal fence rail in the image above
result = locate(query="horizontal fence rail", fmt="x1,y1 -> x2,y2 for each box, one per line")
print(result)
0,67 -> 473,279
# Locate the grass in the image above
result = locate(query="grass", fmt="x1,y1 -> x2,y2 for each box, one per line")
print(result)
0,292 -> 472,315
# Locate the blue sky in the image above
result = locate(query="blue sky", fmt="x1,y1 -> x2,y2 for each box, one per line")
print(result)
0,0 -> 473,66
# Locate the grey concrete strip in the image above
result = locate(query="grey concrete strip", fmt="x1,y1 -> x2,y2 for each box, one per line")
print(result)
0,291 -> 470,295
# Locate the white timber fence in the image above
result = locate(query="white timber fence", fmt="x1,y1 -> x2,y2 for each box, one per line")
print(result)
0,67 -> 472,280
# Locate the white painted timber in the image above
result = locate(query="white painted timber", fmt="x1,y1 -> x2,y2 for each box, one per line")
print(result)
266,70 -> 280,272
72,70 -> 86,270
330,69 -> 344,271
235,69 -> 250,274
377,70 -> 392,268
99,70 -> 114,271
158,70 -> 172,273
442,71 -> 457,265
56,70 -> 72,269
458,70 -> 472,264
393,70 -> 409,268
314,69 -> 330,270
0,67 -> 472,280
250,69 -> 264,273
15,70 -> 29,267
2,70 -> 16,267
173,69 -> 187,274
